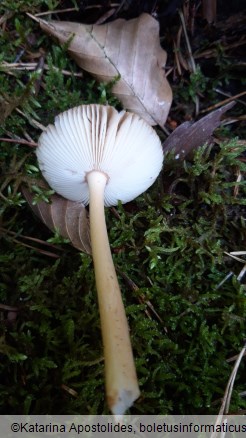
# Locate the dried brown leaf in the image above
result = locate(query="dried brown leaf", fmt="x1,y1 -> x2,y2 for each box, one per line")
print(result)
29,13 -> 172,127
163,101 -> 236,159
23,185 -> 91,254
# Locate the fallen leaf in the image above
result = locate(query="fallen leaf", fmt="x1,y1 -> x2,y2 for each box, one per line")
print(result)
163,101 -> 236,159
28,13 -> 172,127
23,185 -> 91,254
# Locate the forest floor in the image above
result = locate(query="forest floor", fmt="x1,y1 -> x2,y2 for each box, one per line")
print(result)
0,0 -> 245,415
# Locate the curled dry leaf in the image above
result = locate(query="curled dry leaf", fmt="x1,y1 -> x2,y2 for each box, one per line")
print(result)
22,185 -> 91,254
163,101 -> 236,159
29,13 -> 172,127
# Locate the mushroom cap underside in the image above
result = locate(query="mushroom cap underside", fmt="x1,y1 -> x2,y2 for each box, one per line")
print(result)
36,104 -> 163,207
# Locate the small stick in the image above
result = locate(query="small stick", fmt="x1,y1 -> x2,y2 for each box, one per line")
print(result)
35,8 -> 78,17
224,251 -> 246,263
0,137 -> 37,147
237,264 -> 246,282
15,108 -> 46,131
0,304 -> 19,311
227,351 -> 246,363
173,40 -> 182,76
118,269 -> 163,324
176,26 -> 189,71
179,9 -> 196,72
179,9 -> 199,116
0,62 -> 83,77
200,91 -> 246,114
95,8 -> 116,24
1,227 -> 62,250
215,88 -> 246,107
8,237 -> 60,258
211,343 -> 246,438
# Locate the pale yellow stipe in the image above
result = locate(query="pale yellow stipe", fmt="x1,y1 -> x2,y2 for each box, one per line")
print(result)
87,170 -> 140,415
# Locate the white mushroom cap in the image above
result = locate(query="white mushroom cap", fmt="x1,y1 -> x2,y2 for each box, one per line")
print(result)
37,104 -> 163,207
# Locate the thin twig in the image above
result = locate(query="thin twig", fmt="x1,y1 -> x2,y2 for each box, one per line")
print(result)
1,227 -> 63,251
233,169 -> 242,197
9,237 -> 60,258
224,252 -> 246,263
0,137 -> 37,147
221,116 -> 246,127
95,8 -> 116,24
237,264 -> 246,281
227,351 -> 246,363
216,272 -> 233,289
61,384 -> 78,398
211,343 -> 246,438
201,91 -> 246,114
194,38 -> 246,60
117,268 -> 164,324
176,25 -> 189,71
0,304 -> 19,311
0,11 -> 13,26
225,345 -> 246,415
0,62 -> 83,77
179,9 -> 197,72
215,88 -> 246,107
178,9 -> 199,116
173,40 -> 182,76
35,8 -> 78,17
15,108 -> 46,131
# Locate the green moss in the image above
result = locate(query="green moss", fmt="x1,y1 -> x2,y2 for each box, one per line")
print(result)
1,137 -> 245,414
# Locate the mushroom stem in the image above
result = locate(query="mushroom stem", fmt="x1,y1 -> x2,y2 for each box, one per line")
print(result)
87,170 -> 140,415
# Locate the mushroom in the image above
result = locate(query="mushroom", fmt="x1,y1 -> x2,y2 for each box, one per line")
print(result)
36,104 -> 163,414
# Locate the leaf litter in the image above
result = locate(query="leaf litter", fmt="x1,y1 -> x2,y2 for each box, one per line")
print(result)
28,12 -> 173,127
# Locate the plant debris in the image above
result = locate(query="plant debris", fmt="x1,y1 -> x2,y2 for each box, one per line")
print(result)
28,12 -> 172,127
23,185 -> 91,255
163,101 -> 236,159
